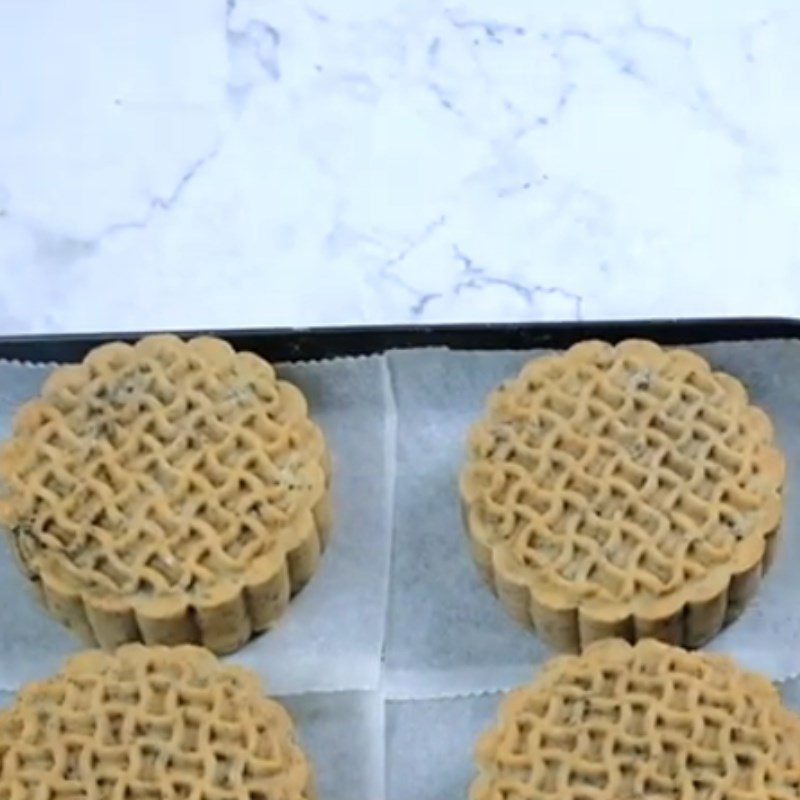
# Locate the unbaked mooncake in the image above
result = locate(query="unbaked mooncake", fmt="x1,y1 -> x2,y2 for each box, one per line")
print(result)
0,335 -> 329,653
0,644 -> 315,799
460,340 -> 784,651
471,639 -> 800,800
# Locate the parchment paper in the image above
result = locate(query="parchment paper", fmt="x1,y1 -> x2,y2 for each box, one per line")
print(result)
384,340 -> 800,696
387,692 -> 500,800
234,357 -> 394,695
387,675 -> 800,800
383,349 -> 552,699
282,691 -> 384,800
0,356 -> 394,696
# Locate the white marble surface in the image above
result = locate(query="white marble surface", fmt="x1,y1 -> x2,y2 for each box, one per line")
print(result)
0,0 -> 799,334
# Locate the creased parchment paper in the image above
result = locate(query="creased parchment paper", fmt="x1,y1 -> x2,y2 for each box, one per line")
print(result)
384,349 -> 552,699
282,690 -> 385,800
387,692 -> 500,800
0,356 -> 393,697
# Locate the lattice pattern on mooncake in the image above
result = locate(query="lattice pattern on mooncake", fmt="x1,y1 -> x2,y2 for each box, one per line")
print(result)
460,340 -> 784,652
471,639 -> 800,800
0,335 -> 329,653
0,644 -> 314,800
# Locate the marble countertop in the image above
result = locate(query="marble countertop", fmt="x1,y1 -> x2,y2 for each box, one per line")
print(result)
0,0 -> 798,335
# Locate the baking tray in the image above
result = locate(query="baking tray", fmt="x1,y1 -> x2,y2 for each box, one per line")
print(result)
1,316 -> 799,800
0,316 -> 797,362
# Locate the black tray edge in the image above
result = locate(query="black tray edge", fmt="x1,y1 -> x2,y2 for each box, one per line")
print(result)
0,317 -> 797,362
